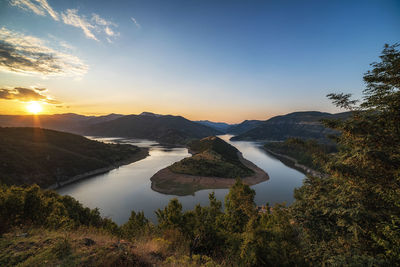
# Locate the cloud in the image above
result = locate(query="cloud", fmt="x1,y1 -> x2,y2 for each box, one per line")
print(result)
61,9 -> 98,41
0,87 -> 61,104
130,17 -> 141,29
60,10 -> 120,41
92,13 -> 116,27
10,0 -> 59,20
0,27 -> 88,76
10,1 -> 119,42
36,0 -> 59,20
104,26 -> 115,36
91,14 -> 119,39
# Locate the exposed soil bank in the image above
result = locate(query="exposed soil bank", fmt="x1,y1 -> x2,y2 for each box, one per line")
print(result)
150,152 -> 269,196
262,147 -> 327,178
48,148 -> 149,190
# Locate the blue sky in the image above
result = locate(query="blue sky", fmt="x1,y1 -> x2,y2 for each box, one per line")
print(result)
0,0 -> 399,122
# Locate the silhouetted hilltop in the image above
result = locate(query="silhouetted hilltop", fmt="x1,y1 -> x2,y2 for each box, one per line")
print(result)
0,113 -> 124,133
227,120 -> 264,135
0,113 -> 221,145
83,114 -> 221,145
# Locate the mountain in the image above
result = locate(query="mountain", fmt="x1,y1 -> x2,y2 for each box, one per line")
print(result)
0,112 -> 220,145
227,120 -> 264,135
195,120 -> 235,133
83,114 -> 222,145
0,113 -> 124,133
0,113 -> 90,133
231,111 -> 351,142
0,127 -> 148,188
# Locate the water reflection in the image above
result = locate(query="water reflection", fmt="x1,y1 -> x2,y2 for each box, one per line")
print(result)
58,135 -> 304,224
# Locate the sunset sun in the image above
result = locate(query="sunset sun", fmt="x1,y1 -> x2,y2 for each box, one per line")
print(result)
26,102 -> 43,114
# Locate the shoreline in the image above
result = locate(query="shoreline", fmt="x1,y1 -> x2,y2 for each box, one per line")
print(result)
262,147 -> 327,178
47,147 -> 149,190
150,152 -> 269,196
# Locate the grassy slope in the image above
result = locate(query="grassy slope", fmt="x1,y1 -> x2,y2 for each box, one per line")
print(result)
169,136 -> 254,178
0,127 -> 147,187
0,228 -> 151,267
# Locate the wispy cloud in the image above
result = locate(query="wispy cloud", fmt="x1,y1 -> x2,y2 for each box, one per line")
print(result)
10,0 -> 120,42
130,17 -> 141,29
92,13 -> 116,27
0,27 -> 88,76
0,87 -> 61,104
61,9 -> 98,41
10,0 -> 59,20
36,0 -> 59,20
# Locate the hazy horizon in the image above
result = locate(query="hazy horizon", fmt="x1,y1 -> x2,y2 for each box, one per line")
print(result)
0,0 -> 399,123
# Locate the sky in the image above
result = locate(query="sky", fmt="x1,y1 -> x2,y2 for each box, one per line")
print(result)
0,0 -> 399,123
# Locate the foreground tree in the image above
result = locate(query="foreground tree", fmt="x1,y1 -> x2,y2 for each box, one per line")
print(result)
293,43 -> 400,265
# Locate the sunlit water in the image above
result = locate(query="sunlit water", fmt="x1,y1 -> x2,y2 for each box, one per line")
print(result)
58,135 -> 305,224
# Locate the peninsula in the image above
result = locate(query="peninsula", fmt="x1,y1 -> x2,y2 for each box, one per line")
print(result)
151,136 -> 269,195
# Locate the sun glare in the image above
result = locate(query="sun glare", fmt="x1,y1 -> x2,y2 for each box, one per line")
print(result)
26,102 -> 43,114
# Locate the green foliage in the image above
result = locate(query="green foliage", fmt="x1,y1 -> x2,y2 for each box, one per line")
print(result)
224,179 -> 257,233
293,43 -> 400,265
0,184 -> 118,235
264,138 -> 336,172
184,193 -> 225,257
0,127 -> 145,187
169,137 -> 254,178
121,210 -> 151,239
156,198 -> 185,231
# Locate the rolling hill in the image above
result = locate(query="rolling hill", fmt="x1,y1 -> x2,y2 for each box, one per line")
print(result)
150,136 -> 268,195
227,120 -> 264,135
231,111 -> 351,142
83,113 -> 221,145
0,127 -> 148,188
0,112 -> 220,145
169,136 -> 254,178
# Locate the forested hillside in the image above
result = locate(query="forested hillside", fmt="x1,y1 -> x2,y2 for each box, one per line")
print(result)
0,127 -> 148,188
231,111 -> 350,143
169,136 -> 254,178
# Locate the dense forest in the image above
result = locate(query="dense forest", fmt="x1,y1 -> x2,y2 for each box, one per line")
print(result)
0,127 -> 148,188
1,44 -> 399,266
264,138 -> 337,172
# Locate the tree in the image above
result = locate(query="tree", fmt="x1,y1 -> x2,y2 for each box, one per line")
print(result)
121,210 -> 150,239
293,43 -> 400,265
156,198 -> 185,231
224,178 -> 257,233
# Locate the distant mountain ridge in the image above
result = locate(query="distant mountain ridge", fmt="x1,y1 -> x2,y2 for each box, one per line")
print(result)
0,113 -> 124,133
195,120 -> 235,133
231,111 -> 351,142
0,111 -> 350,144
83,114 -> 221,144
227,120 -> 264,135
0,112 -> 221,145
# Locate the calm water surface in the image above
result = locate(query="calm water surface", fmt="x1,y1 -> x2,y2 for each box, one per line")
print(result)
58,135 -> 305,224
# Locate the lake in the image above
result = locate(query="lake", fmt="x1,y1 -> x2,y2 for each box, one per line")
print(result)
58,135 -> 305,224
